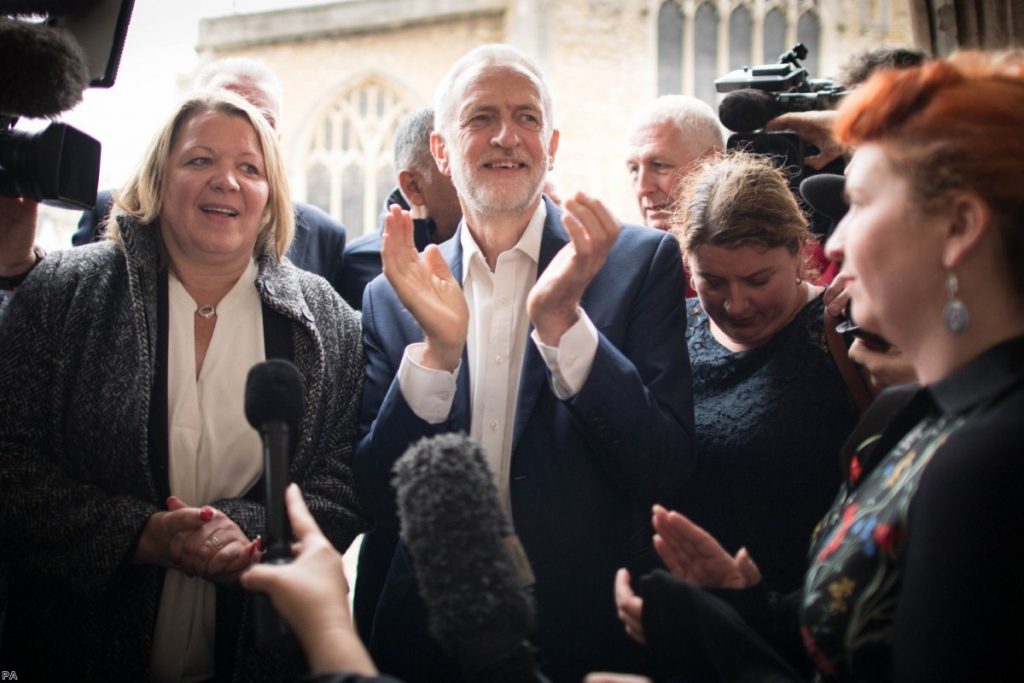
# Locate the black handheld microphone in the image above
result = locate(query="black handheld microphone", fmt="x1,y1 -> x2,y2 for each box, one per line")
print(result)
244,358 -> 305,645
392,432 -> 550,683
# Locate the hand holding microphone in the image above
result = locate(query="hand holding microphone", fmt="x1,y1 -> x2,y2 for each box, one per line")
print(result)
241,484 -> 378,676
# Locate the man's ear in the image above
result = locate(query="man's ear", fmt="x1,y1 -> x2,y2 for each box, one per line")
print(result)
398,169 -> 425,208
546,128 -> 560,171
942,191 -> 992,270
430,131 -> 451,176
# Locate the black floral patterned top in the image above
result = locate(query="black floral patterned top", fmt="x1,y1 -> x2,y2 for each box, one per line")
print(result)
799,335 -> 1024,681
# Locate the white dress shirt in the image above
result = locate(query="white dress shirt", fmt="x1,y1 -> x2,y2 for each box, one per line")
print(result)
397,202 -> 599,515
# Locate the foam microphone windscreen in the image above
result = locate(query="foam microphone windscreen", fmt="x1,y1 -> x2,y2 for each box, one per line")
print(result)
244,359 -> 305,430
718,88 -> 780,133
0,18 -> 90,117
0,0 -> 104,15
393,433 -> 542,681
799,173 -> 848,222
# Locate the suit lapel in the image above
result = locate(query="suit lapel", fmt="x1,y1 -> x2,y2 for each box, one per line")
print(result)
513,197 -> 569,451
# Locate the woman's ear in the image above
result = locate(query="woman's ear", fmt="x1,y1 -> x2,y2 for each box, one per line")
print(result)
942,191 -> 992,270
797,237 -> 809,282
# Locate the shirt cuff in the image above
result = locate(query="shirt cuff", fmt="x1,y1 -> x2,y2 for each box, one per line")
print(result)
531,309 -> 598,400
397,342 -> 459,423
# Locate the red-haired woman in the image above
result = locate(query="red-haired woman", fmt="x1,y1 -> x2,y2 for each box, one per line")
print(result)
611,51 -> 1024,683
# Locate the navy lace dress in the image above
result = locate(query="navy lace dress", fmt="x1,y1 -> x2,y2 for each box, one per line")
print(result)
680,294 -> 859,592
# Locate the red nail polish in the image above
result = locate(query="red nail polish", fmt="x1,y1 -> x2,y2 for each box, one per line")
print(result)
166,496 -> 175,507
200,507 -> 213,522
255,535 -> 264,551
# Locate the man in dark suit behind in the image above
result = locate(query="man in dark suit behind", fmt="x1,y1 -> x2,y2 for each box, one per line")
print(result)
73,58 -> 348,293
337,106 -> 461,310
355,44 -> 695,682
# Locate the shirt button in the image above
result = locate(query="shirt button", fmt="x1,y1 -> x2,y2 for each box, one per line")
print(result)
490,420 -> 499,431
495,355 -> 504,365
499,296 -> 509,305
565,355 -> 577,368
440,391 -> 450,401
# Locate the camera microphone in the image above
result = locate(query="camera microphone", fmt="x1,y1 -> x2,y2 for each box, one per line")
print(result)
393,433 -> 550,683
719,86 -> 848,134
0,18 -> 90,118
244,358 -> 305,645
2,0 -> 135,207
718,88 -> 780,133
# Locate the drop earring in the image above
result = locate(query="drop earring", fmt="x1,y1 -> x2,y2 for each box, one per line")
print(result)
943,272 -> 969,334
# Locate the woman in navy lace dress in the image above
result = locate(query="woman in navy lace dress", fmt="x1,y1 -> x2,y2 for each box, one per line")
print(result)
668,152 -> 860,593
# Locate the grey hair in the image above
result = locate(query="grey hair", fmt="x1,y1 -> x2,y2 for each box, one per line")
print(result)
433,43 -> 554,142
393,107 -> 437,179
193,57 -> 283,124
627,95 -> 725,157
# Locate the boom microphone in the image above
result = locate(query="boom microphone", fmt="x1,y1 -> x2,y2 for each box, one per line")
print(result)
393,433 -> 550,683
0,18 -> 90,118
244,359 -> 305,645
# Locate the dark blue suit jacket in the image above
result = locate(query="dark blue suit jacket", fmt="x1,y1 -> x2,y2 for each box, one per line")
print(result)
354,196 -> 696,682
74,190 -> 348,293
337,189 -> 440,311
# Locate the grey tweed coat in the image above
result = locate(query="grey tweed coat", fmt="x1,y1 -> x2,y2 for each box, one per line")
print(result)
0,219 -> 369,680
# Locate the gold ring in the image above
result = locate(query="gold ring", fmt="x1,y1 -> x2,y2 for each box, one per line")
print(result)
207,535 -> 223,550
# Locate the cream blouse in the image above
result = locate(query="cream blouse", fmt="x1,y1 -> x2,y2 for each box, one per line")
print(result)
150,259 -> 265,683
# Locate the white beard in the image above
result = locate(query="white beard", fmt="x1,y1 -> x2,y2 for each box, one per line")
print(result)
450,150 -> 547,218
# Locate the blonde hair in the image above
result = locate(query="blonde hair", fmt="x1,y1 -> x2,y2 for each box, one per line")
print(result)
670,151 -> 811,259
109,89 -> 294,261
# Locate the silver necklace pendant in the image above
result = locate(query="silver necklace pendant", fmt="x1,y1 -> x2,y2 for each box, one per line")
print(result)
196,304 -> 217,319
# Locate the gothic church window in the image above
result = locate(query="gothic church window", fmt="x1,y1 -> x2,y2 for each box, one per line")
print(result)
657,0 -> 684,96
729,4 -> 753,70
798,8 -> 821,76
301,77 -> 413,237
693,2 -> 719,104
764,7 -> 787,63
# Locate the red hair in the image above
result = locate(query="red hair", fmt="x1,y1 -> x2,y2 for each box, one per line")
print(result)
834,51 -> 1024,288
